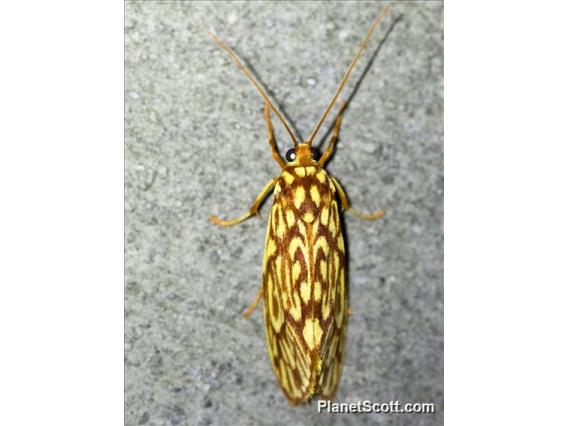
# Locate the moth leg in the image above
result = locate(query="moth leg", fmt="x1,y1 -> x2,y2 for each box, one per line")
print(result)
243,286 -> 263,319
209,178 -> 277,227
346,308 -> 353,317
330,175 -> 385,221
264,103 -> 286,169
318,101 -> 348,167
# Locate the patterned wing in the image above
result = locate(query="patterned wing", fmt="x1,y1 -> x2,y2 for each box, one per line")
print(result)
263,201 -> 318,404
315,194 -> 348,399
262,167 -> 348,404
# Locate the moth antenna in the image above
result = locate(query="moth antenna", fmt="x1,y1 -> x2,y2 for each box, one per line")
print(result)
211,33 -> 299,147
306,5 -> 390,145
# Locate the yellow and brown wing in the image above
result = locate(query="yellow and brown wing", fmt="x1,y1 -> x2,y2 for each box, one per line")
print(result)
316,192 -> 348,400
263,201 -> 317,404
262,169 -> 347,404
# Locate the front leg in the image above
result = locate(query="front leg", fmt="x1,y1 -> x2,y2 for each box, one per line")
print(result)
209,178 -> 277,227
318,101 -> 348,167
330,175 -> 385,221
264,103 -> 287,169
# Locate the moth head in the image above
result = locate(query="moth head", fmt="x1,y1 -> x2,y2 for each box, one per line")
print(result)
285,144 -> 320,166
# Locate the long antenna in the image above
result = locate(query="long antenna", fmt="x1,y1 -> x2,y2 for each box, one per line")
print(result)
211,34 -> 299,147
306,5 -> 390,145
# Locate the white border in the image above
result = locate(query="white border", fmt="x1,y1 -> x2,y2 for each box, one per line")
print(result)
446,1 -> 568,424
0,1 -> 124,425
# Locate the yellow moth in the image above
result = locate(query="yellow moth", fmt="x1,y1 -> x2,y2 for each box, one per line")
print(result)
210,6 -> 389,404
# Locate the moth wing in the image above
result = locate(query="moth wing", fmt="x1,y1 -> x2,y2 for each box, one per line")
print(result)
263,203 -> 317,404
316,197 -> 348,399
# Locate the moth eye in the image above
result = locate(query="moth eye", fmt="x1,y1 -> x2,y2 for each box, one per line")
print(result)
285,149 -> 296,163
311,148 -> 321,161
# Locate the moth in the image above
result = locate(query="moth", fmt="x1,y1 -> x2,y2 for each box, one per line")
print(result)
210,6 -> 389,404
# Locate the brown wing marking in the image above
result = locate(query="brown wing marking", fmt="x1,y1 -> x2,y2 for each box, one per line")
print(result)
317,197 -> 348,399
263,203 -> 317,404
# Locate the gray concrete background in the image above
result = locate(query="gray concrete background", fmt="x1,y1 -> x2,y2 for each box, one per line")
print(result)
125,1 -> 443,425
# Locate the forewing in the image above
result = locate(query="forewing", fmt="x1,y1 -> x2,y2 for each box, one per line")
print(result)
263,202 -> 317,404
263,169 -> 348,403
316,196 -> 347,399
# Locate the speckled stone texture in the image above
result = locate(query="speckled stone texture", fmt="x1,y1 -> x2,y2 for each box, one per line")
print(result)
125,1 -> 443,425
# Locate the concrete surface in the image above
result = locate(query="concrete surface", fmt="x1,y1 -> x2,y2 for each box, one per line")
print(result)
125,1 -> 443,425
